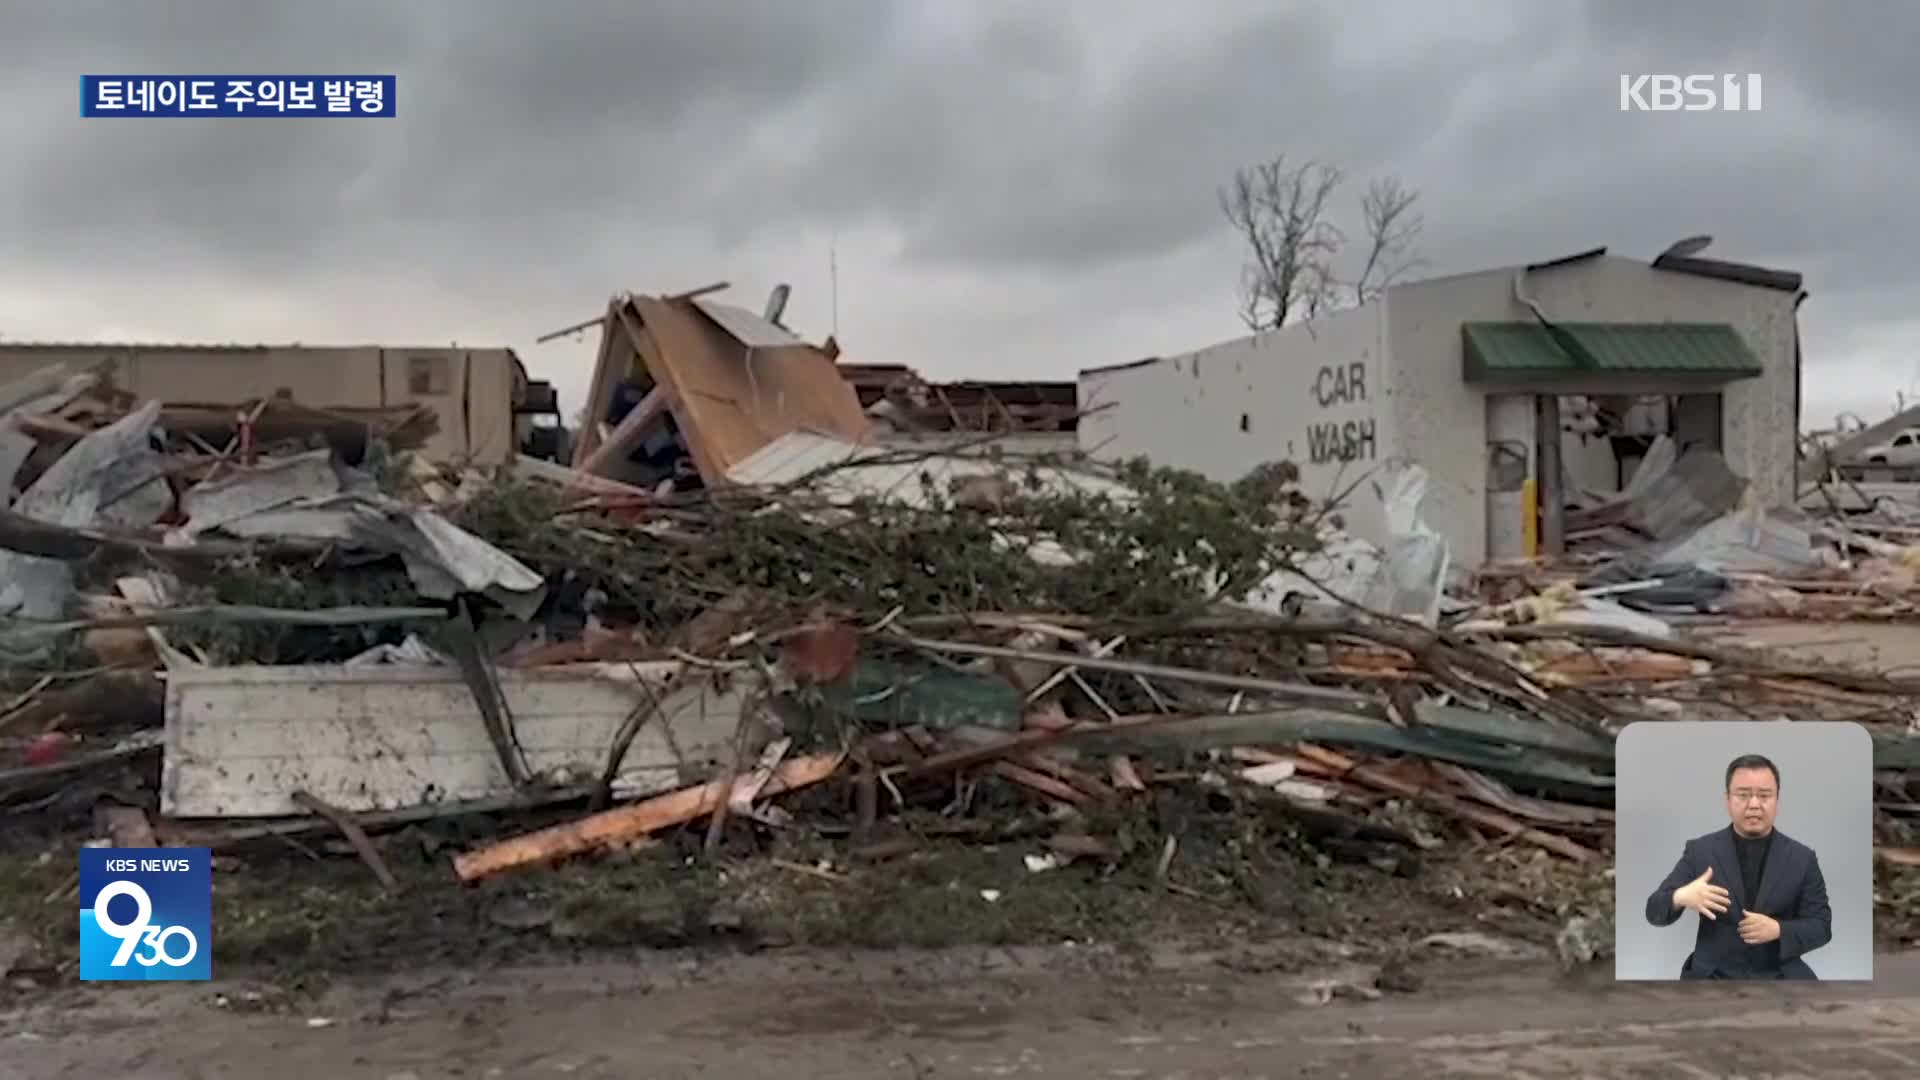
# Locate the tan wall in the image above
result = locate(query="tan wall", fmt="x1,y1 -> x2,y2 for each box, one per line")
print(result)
0,344 -> 524,464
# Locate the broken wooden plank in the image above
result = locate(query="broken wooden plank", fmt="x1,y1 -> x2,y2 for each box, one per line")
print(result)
1010,751 -> 1116,802
292,790 -> 399,891
163,663 -> 743,817
574,386 -> 675,479
1876,847 -> 1920,868
989,760 -> 1089,807
1428,762 -> 1613,827
511,456 -> 654,499
1108,755 -> 1146,792
451,752 -> 845,881
1293,743 -> 1597,863
727,736 -> 794,812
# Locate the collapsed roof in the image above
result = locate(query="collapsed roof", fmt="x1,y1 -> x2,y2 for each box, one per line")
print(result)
570,289 -> 1081,487
570,289 -> 872,486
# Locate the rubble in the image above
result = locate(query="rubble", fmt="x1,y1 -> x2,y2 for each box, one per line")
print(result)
0,322 -> 1915,978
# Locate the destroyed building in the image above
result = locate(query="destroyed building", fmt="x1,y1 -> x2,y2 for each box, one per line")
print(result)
0,274 -> 1914,983
566,287 -> 1082,492
1078,245 -> 1804,567
0,341 -> 565,466
838,362 -> 1079,456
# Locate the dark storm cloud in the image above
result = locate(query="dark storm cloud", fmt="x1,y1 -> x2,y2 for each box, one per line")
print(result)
709,4 -> 1503,270
0,0 -> 1914,421
0,1 -> 902,272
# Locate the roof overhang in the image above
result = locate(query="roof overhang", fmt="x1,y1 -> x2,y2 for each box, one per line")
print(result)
1462,321 -> 1764,385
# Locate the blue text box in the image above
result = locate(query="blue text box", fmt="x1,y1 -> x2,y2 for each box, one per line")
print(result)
81,76 -> 396,117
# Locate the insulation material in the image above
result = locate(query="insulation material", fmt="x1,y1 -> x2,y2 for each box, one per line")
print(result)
1367,464 -> 1451,627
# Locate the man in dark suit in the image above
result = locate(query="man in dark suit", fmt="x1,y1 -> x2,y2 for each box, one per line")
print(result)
1644,754 -> 1832,979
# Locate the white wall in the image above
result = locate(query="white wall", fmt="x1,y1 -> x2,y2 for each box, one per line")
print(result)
1078,302 -> 1397,546
1384,255 -> 1798,566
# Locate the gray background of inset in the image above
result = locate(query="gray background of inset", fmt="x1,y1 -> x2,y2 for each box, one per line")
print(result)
1614,720 -> 1874,981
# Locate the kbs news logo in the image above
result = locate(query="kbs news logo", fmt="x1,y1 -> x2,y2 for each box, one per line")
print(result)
1619,74 -> 1763,112
79,848 -> 213,981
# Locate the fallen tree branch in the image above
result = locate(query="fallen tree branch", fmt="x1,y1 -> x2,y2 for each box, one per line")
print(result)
592,672 -> 667,811
292,790 -> 400,892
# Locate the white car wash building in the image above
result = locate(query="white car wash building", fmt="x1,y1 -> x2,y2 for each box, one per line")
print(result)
1078,245 -> 1804,568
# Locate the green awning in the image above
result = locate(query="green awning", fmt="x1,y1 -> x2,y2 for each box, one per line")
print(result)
1461,321 -> 1763,383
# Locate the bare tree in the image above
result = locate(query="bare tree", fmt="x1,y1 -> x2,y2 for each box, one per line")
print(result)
1219,155 -> 1425,331
1219,156 -> 1343,331
1352,176 -> 1425,305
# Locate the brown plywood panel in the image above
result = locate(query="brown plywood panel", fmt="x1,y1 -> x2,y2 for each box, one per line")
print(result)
626,295 -> 870,484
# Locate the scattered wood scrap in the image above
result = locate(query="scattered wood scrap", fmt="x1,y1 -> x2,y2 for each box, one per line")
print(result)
452,753 -> 846,882
292,791 -> 399,892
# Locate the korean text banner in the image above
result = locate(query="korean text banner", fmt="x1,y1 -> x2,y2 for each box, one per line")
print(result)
81,76 -> 396,117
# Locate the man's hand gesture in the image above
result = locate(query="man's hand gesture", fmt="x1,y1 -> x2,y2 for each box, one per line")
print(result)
1672,867 -> 1731,920
1738,910 -> 1781,944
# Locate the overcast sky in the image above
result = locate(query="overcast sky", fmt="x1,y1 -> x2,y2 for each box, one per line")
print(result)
1,1 -> 1914,430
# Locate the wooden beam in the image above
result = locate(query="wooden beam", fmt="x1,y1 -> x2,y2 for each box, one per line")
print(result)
573,386 -> 675,479
452,752 -> 843,881
668,281 -> 729,301
570,301 -> 626,467
533,313 -> 607,345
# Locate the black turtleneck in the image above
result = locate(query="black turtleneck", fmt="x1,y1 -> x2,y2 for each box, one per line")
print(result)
1733,829 -> 1773,902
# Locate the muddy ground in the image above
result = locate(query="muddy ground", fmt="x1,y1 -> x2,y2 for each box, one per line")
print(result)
5,763 -> 1919,1078
5,943 -> 1920,1078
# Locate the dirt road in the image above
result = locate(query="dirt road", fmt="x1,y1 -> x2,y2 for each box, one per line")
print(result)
5,946 -> 1919,1079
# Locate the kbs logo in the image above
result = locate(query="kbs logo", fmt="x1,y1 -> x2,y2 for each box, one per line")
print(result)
79,848 -> 212,981
1620,74 -> 1763,112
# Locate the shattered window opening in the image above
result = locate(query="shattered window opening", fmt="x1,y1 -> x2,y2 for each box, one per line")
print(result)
408,355 -> 451,396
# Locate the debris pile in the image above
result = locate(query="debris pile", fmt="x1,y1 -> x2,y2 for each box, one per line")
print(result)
0,340 -> 1916,975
